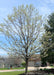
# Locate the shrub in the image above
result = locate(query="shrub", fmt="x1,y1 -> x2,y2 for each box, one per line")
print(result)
44,68 -> 47,71
22,62 -> 26,67
40,69 -> 42,71
50,64 -> 53,66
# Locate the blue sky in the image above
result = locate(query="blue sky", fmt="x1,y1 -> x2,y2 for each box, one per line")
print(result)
0,0 -> 54,56
0,0 -> 54,23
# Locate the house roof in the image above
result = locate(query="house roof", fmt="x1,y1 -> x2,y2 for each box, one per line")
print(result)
29,54 -> 41,61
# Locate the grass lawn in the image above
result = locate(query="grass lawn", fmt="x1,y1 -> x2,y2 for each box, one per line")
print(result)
0,71 -> 24,75
0,67 -> 24,70
0,71 -> 54,75
48,74 -> 54,75
51,66 -> 54,68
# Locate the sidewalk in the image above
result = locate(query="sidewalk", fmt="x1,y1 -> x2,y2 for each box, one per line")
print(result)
0,69 -> 25,72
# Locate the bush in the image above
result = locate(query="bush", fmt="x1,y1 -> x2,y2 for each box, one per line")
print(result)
22,62 -> 26,67
41,61 -> 47,67
40,69 -> 42,71
44,68 -> 48,71
50,64 -> 53,66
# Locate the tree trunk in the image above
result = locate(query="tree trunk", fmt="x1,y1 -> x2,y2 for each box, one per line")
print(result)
25,58 -> 28,75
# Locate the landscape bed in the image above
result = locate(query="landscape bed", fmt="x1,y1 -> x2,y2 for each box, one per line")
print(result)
20,69 -> 54,75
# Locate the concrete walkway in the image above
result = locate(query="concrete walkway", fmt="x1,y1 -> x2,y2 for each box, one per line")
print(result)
0,66 -> 53,72
28,66 -> 53,70
0,69 -> 25,72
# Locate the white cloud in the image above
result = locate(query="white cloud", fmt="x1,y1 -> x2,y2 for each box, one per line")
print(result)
44,0 -> 54,4
37,0 -> 54,16
50,0 -> 54,3
0,8 -> 7,19
39,6 -> 51,16
0,50 -> 7,55
0,8 -> 7,12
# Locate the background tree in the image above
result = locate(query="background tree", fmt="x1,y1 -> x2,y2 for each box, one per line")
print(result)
40,13 -> 54,65
0,5 -> 44,74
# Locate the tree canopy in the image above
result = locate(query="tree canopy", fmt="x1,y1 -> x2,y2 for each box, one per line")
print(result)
0,5 -> 44,74
40,13 -> 54,64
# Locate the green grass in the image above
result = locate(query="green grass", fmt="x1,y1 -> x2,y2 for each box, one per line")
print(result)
50,66 -> 54,68
48,74 -> 54,75
0,71 -> 24,75
0,67 -> 24,70
0,71 -> 54,75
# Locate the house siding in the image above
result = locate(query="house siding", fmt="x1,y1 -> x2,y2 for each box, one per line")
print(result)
28,61 -> 35,67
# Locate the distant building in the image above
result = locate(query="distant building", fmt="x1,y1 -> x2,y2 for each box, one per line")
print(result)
0,58 -> 4,68
0,57 -> 22,68
28,54 -> 41,67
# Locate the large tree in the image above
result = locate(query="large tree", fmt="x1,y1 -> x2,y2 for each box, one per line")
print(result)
0,5 -> 44,74
40,13 -> 54,64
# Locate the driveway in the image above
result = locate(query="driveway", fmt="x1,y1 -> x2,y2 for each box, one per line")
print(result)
28,66 -> 53,70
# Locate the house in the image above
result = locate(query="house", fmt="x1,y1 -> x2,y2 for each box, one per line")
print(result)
28,54 -> 41,67
0,58 -> 4,68
0,56 -> 22,68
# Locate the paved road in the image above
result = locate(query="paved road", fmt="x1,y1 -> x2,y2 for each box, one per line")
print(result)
0,66 -> 53,72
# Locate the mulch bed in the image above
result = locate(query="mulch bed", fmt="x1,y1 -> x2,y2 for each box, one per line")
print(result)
19,69 -> 54,75
44,69 -> 54,74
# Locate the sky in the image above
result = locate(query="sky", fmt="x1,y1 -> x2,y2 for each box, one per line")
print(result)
0,0 -> 54,56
